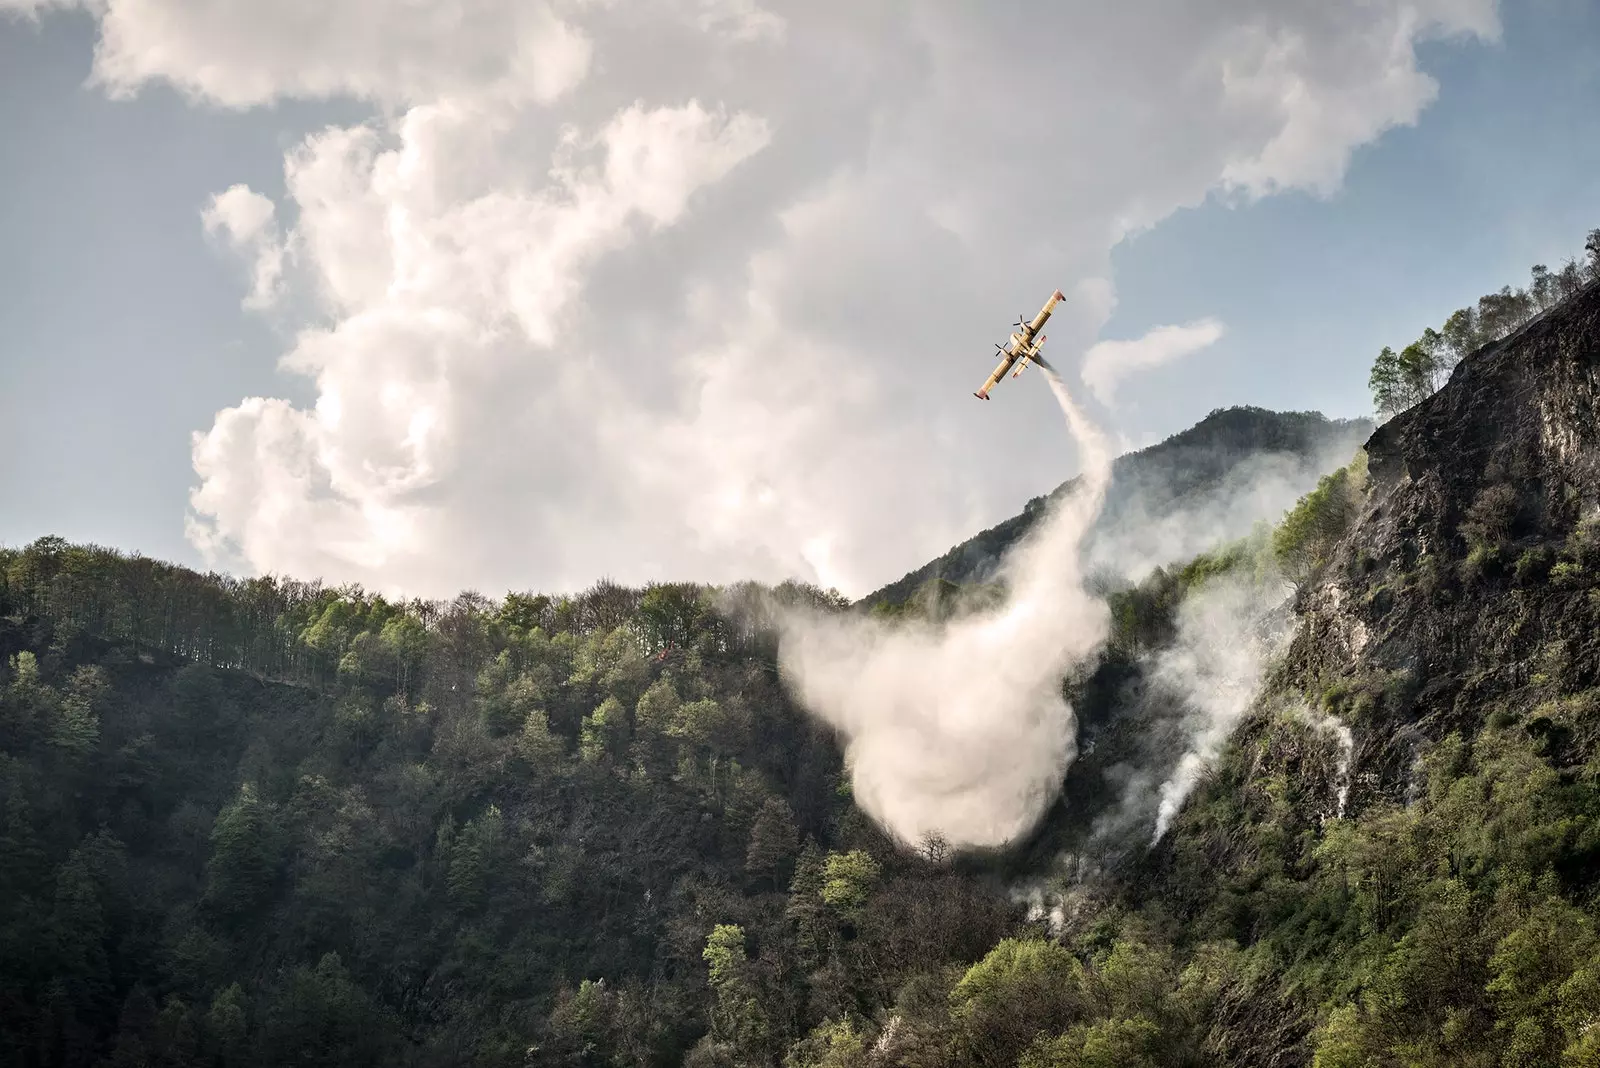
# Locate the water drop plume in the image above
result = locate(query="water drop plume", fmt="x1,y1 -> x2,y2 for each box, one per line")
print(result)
771,369 -> 1115,850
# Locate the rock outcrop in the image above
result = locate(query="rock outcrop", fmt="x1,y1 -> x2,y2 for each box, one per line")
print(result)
1288,279 -> 1600,805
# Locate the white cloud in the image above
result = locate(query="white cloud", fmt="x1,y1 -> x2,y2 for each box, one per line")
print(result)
1080,319 -> 1227,407
181,96 -> 772,595
1211,3 -> 1501,198
26,0 -> 1499,598
201,184 -> 286,310
689,0 -> 786,42
87,0 -> 593,108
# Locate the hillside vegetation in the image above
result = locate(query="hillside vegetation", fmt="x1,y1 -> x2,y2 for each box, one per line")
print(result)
4,239 -> 1600,1068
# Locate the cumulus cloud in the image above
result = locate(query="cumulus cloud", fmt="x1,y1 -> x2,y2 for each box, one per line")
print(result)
201,184 -> 286,310
1080,319 -> 1227,407
186,98 -> 770,591
91,0 -> 594,108
1217,0 -> 1501,197
24,0 -> 1500,598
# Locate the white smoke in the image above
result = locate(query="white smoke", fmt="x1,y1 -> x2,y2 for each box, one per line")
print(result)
1083,439 -> 1367,585
761,371 -> 1360,854
771,370 -> 1113,850
1149,572 -> 1294,842
1015,884 -> 1068,936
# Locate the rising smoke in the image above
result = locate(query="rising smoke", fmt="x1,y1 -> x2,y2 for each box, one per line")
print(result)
1147,574 -> 1295,841
1075,569 -> 1296,854
763,372 -> 1360,857
1297,702 -> 1355,821
1081,441 -> 1365,585
770,370 -> 1114,850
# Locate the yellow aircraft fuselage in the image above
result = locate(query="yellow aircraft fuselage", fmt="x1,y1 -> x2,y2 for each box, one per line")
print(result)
975,289 -> 1065,399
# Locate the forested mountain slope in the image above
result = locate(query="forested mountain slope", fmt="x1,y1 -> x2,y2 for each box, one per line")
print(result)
2,280 -> 1599,1068
1090,275 -> 1600,1066
859,406 -> 1371,610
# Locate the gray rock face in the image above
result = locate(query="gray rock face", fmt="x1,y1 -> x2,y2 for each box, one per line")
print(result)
1286,278 -> 1600,806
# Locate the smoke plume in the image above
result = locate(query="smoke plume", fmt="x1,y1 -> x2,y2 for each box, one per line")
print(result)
771,370 -> 1113,850
1070,567 -> 1295,854
1082,436 -> 1367,585
1148,573 -> 1294,841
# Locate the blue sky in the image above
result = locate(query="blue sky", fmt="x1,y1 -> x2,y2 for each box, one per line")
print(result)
1100,0 -> 1600,443
0,12 -> 330,564
0,0 -> 1595,598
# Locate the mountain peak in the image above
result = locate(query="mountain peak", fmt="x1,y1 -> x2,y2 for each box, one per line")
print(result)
861,405 -> 1373,609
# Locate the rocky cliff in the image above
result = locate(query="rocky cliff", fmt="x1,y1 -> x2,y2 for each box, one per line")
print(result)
1287,278 -> 1600,807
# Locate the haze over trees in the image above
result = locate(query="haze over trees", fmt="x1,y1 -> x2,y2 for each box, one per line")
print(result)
4,238 -> 1600,1068
1368,226 -> 1599,417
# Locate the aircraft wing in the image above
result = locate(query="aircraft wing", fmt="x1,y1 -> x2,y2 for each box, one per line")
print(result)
973,350 -> 1017,399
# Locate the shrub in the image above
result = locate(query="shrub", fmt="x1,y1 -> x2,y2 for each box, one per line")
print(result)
1274,462 -> 1365,585
1515,548 -> 1551,585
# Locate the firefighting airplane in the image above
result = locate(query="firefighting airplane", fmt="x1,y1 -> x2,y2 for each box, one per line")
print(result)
973,288 -> 1066,399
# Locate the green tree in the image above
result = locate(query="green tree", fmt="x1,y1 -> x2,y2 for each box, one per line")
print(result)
446,803 -> 505,911
1530,263 -> 1555,310
1486,894 -> 1599,1065
703,924 -> 769,1055
632,675 -> 682,774
1441,305 -> 1480,363
580,696 -> 630,764
820,850 -> 881,918
745,797 -> 800,883
477,651 -> 544,737
951,938 -> 1090,1067
262,952 -> 396,1068
571,627 -> 651,707
547,978 -> 616,1066
202,782 -> 284,923
1401,327 -> 1448,396
1368,345 -> 1406,417
784,1018 -> 870,1068
1273,463 -> 1363,586
2,651 -> 47,741
1018,1018 -> 1162,1068
207,983 -> 250,1065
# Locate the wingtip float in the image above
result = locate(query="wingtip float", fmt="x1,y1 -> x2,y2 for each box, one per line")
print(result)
973,288 -> 1066,400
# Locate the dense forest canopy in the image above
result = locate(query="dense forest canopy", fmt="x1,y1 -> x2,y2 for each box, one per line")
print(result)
4,231 -> 1600,1068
